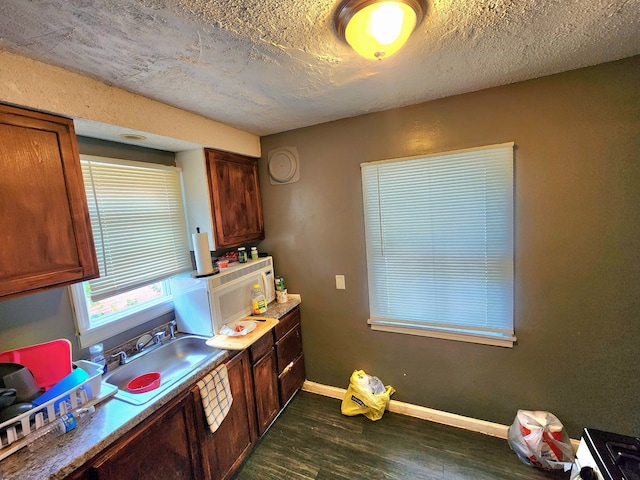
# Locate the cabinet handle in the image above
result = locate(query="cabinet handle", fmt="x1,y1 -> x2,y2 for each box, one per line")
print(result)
282,361 -> 294,375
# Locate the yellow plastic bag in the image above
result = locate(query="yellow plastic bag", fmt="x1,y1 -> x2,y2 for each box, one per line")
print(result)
341,370 -> 395,421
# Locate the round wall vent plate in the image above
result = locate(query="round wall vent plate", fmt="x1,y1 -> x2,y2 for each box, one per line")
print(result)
268,147 -> 300,185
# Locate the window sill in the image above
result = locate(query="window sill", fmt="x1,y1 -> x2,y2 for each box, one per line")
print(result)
367,319 -> 516,348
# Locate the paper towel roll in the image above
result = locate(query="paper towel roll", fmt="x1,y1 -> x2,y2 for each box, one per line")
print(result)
193,233 -> 213,275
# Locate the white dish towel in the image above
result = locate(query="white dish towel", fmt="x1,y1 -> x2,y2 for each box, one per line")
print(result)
196,364 -> 233,433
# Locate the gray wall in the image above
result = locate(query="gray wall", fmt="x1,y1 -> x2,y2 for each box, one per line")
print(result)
0,139 -> 175,359
259,56 -> 640,438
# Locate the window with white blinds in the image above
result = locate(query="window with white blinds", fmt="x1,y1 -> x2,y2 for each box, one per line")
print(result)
361,143 -> 515,347
70,155 -> 192,348
81,156 -> 192,300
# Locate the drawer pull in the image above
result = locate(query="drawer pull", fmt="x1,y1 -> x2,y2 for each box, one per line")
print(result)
282,361 -> 294,375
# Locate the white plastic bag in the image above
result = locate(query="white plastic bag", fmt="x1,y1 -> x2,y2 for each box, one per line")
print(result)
507,410 -> 575,471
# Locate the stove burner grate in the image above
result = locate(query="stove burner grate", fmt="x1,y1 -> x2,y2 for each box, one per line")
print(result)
605,439 -> 640,480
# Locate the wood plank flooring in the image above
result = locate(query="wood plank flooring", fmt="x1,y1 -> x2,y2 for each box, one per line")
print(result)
234,391 -> 571,480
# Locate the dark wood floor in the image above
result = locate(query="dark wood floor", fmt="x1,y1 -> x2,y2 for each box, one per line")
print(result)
234,391 -> 571,480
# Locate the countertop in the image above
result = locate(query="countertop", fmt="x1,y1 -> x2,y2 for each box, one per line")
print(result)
205,317 -> 279,350
0,296 -> 301,480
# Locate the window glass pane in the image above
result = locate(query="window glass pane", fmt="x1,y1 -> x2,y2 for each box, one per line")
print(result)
85,281 -> 167,323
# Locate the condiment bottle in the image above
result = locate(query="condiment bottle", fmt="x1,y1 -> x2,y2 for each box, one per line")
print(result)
251,246 -> 258,260
238,247 -> 247,263
251,284 -> 267,314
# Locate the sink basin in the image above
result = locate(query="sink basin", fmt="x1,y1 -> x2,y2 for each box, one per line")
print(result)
103,335 -> 225,405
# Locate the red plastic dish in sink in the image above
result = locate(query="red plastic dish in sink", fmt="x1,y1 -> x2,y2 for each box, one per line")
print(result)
127,372 -> 161,394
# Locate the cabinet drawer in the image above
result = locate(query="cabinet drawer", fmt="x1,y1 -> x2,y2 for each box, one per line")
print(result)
278,354 -> 305,406
274,307 -> 300,340
250,331 -> 274,363
276,324 -> 302,373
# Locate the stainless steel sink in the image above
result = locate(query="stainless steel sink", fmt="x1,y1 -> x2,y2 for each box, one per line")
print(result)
103,335 -> 225,405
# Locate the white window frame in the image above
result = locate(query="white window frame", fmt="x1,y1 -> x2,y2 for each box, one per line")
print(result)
70,281 -> 173,349
361,142 -> 516,348
70,155 -> 191,348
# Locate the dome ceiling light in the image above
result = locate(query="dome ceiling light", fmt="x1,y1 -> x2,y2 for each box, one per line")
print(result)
118,133 -> 147,141
335,0 -> 425,60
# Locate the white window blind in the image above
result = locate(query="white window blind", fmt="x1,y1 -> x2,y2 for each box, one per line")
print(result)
81,156 -> 192,301
361,143 -> 515,347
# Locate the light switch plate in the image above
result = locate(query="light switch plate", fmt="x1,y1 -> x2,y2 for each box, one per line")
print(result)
335,275 -> 346,290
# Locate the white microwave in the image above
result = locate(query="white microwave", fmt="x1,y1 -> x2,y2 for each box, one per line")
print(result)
170,256 -> 276,337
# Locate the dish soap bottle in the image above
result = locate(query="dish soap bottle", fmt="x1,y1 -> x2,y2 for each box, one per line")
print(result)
251,284 -> 267,315
89,343 -> 107,375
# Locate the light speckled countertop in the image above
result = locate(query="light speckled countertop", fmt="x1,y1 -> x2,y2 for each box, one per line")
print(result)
0,296 -> 301,480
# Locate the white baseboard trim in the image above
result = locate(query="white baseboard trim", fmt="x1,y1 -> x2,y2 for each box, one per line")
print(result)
301,380 -> 580,450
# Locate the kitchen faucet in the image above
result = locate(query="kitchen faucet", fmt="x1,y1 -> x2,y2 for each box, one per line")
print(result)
137,331 -> 165,352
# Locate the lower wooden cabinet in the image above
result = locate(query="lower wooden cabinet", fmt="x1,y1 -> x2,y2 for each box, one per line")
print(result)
249,332 -> 280,436
274,306 -> 306,406
68,308 -> 305,480
69,388 -> 204,480
197,349 -> 257,480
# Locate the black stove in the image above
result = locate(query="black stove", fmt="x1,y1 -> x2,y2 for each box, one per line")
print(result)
578,428 -> 640,480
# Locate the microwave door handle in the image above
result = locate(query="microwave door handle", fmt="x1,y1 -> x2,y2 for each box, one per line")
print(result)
260,271 -> 274,299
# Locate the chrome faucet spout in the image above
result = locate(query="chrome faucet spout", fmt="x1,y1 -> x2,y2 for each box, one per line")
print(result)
137,331 -> 165,352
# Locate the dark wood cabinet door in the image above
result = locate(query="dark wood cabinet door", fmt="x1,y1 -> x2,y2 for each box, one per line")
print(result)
87,390 -> 204,480
205,149 -> 264,248
252,348 -> 280,436
201,350 -> 257,480
0,103 -> 98,300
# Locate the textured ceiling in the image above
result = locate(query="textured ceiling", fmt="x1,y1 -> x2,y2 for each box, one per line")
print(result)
1,0 -> 639,138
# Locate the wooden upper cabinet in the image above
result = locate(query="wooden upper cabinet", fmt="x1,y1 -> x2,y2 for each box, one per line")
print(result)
205,148 -> 264,249
0,104 -> 98,300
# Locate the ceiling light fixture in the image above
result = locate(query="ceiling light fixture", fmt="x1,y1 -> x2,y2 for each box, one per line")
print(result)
335,0 -> 424,60
118,133 -> 147,142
